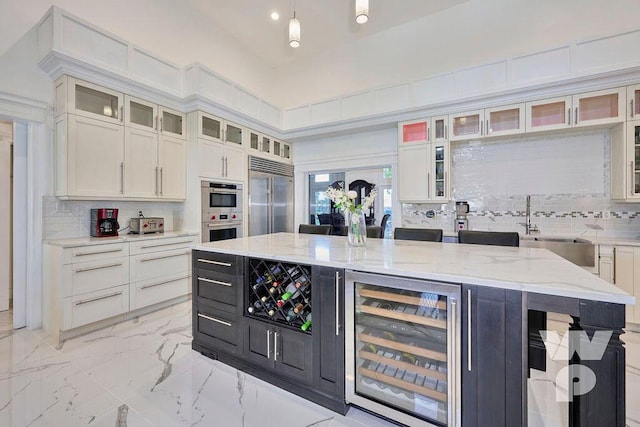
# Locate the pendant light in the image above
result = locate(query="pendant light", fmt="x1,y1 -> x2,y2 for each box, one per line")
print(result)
355,0 -> 369,24
289,0 -> 301,48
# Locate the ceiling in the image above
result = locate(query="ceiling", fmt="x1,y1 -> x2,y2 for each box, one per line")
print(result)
0,0 -> 466,69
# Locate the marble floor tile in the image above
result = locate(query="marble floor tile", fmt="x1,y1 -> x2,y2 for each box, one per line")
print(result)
0,302 -> 638,426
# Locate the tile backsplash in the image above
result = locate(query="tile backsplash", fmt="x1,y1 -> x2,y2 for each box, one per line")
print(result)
402,129 -> 640,239
43,198 -> 186,240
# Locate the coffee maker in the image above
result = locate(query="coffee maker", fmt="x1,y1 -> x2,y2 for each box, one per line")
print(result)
90,208 -> 120,237
454,201 -> 470,232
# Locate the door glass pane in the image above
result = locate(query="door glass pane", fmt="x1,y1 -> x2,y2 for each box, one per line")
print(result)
130,101 -> 154,128
452,114 -> 479,136
489,108 -> 520,133
309,172 -> 345,226
433,119 -> 446,140
273,141 -> 281,156
579,93 -> 618,122
250,132 -> 259,150
435,181 -> 444,197
354,282 -> 449,425
261,137 -> 271,153
226,124 -> 242,144
403,122 -> 427,143
530,101 -> 566,127
162,111 -> 183,135
202,116 -> 221,139
75,85 -> 118,119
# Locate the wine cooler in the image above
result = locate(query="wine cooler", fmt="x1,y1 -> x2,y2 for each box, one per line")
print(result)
345,271 -> 460,427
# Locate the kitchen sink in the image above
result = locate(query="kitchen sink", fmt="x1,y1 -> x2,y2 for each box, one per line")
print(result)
520,236 -> 596,268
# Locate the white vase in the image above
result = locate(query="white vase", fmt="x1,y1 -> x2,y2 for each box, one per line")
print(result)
346,210 -> 367,247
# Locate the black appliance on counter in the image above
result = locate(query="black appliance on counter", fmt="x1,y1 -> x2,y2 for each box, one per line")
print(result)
90,208 -> 119,237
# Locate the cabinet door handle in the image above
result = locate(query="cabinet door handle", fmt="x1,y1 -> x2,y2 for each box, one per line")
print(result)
155,166 -> 159,195
140,240 -> 194,249
450,298 -> 458,427
141,276 -> 188,290
480,120 -> 484,136
140,250 -> 189,262
160,117 -> 163,132
631,100 -> 635,118
225,157 -> 229,177
444,171 -> 448,199
221,157 -> 225,175
467,289 -> 472,372
274,331 -> 278,362
575,107 -> 578,125
567,108 -> 571,125
120,106 -> 123,123
75,262 -> 122,273
427,172 -> 430,199
75,248 -> 122,257
197,259 -> 232,267
427,127 -> 430,142
335,271 -> 340,336
197,277 -> 232,287
160,167 -> 163,195
445,125 -> 448,140
155,116 -> 159,131
267,329 -> 271,359
197,313 -> 231,327
75,291 -> 122,306
630,161 -> 635,196
120,163 -> 124,194
612,247 -> 616,284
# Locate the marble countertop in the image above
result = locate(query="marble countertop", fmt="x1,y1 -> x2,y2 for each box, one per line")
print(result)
45,231 -> 199,248
195,232 -> 635,305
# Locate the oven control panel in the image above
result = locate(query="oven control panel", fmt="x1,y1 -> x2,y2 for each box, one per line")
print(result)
206,212 -> 241,222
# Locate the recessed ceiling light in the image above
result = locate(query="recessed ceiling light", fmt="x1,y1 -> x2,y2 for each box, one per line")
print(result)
270,11 -> 279,21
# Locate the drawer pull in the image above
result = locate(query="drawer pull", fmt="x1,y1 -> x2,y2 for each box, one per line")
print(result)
75,262 -> 123,273
198,277 -> 232,287
197,259 -> 232,267
140,240 -> 194,249
140,251 -> 189,262
141,276 -> 189,290
75,248 -> 122,257
75,292 -> 123,306
198,313 -> 231,327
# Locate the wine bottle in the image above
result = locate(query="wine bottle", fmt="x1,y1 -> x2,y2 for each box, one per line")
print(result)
301,313 -> 312,331
293,302 -> 308,314
252,276 -> 265,290
286,266 -> 301,279
285,307 -> 297,321
247,306 -> 255,314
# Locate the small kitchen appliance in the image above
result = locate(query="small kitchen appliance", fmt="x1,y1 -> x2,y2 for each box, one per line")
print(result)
454,201 -> 469,232
90,208 -> 119,237
130,217 -> 164,234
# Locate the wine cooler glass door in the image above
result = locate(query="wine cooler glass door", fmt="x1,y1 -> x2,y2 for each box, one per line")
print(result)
345,271 -> 460,427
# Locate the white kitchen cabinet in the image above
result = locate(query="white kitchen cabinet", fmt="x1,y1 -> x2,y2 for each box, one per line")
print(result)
198,112 -> 241,146
430,141 -> 450,200
628,84 -> 640,120
485,103 -> 525,137
398,144 -> 429,202
526,88 -> 625,133
611,122 -> 640,202
55,114 -> 125,199
398,119 -> 429,146
449,109 -> 485,141
431,116 -> 448,142
124,126 -> 158,198
197,112 -> 246,181
246,129 -> 292,164
55,76 -> 123,124
44,234 -> 197,343
612,246 -> 639,324
598,245 -> 615,284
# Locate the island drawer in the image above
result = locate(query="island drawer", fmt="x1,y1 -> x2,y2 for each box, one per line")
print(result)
194,268 -> 239,307
193,250 -> 243,275
194,307 -> 240,355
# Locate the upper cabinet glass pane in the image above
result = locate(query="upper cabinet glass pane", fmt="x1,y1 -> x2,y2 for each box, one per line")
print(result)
530,101 -> 566,128
202,116 -> 221,139
130,101 -> 154,128
162,111 -> 183,135
282,144 -> 291,159
489,109 -> 520,133
75,85 -> 119,119
579,93 -> 618,122
226,124 -> 242,145
273,141 -> 281,156
250,132 -> 259,150
402,122 -> 427,143
261,136 -> 271,153
433,118 -> 446,140
452,114 -> 480,136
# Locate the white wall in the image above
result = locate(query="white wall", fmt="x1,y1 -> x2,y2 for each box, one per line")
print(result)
273,0 -> 640,107
0,122 -> 12,311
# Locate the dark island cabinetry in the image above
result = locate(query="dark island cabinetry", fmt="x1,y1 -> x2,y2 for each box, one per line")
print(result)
191,250 -> 347,414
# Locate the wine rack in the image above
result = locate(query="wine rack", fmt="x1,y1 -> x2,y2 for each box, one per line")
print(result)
353,282 -> 453,426
246,258 -> 313,333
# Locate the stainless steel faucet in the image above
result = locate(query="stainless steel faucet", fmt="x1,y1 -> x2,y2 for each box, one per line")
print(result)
523,195 -> 539,235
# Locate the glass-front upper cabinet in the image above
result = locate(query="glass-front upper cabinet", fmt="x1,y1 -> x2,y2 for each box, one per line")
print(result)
261,136 -> 271,153
485,104 -> 525,137
449,110 -> 484,141
281,143 -> 292,161
160,107 -> 185,138
57,77 -> 124,125
273,140 -> 281,157
398,119 -> 429,146
225,122 -> 242,145
199,113 -> 223,142
572,87 -> 625,128
248,130 -> 260,150
627,123 -> 640,199
525,96 -> 572,132
431,142 -> 450,200
125,96 -> 156,131
629,84 -> 640,120
431,116 -> 448,142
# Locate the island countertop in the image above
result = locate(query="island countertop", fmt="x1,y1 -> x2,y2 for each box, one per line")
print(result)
194,232 -> 635,305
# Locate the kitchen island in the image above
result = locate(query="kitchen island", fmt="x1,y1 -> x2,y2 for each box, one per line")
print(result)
192,233 -> 634,427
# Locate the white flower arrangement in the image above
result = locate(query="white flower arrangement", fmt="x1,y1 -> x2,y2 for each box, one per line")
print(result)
325,182 -> 377,215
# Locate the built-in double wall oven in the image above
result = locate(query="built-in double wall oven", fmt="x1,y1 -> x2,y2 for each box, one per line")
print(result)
201,181 -> 243,243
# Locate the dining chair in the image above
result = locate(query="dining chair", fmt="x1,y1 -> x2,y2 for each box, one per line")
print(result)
298,224 -> 332,235
457,230 -> 519,247
393,227 -> 443,242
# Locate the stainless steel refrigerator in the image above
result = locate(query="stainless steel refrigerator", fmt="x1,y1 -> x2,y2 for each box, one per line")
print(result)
248,156 -> 294,236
